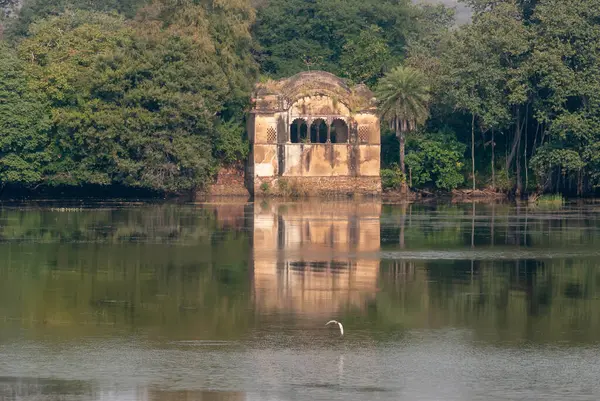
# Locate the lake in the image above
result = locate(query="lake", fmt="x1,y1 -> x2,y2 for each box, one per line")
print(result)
1,200 -> 600,401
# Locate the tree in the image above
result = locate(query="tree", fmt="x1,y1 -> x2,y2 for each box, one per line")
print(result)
405,130 -> 465,191
376,66 -> 430,179
0,42 -> 50,186
528,0 -> 600,194
5,0 -> 148,38
438,1 -> 529,191
339,25 -> 390,85
252,0 -> 415,78
18,2 -> 257,192
405,3 -> 455,89
1,0 -> 21,18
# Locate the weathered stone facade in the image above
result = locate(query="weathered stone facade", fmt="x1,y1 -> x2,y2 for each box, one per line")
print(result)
247,71 -> 381,196
208,166 -> 249,197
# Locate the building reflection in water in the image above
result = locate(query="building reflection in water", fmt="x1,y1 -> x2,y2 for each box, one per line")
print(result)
252,201 -> 381,316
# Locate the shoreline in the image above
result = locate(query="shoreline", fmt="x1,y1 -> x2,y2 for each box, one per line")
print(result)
1,183 -> 598,205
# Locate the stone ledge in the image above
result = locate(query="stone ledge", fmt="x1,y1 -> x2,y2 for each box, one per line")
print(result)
254,176 -> 381,197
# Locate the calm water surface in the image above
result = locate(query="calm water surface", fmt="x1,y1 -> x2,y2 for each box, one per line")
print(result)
1,200 -> 600,401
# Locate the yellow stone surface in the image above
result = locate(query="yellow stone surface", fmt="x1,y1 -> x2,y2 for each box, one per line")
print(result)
248,71 -> 381,195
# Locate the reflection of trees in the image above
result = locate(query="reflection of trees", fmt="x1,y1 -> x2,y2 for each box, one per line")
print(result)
381,203 -> 600,250
381,203 -> 467,249
2,202 -> 600,345
0,205 -> 243,244
0,204 -> 254,341
376,258 -> 600,343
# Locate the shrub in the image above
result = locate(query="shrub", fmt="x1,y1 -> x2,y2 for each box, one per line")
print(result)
405,131 -> 465,191
492,168 -> 514,192
381,165 -> 405,190
213,120 -> 250,166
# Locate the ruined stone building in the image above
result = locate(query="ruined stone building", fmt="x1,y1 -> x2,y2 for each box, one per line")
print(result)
247,71 -> 381,196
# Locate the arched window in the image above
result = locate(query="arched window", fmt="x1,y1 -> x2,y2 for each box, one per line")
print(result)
290,118 -> 308,143
310,119 -> 328,143
330,119 -> 348,143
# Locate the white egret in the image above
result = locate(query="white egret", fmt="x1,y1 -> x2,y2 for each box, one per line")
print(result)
326,320 -> 344,336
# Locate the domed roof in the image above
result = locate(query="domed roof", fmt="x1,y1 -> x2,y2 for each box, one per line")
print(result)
279,71 -> 352,96
253,71 -> 376,113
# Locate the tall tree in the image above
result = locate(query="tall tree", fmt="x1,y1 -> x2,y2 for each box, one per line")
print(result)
19,2 -> 257,192
529,0 -> 600,194
376,66 -> 430,179
439,1 -> 529,191
338,25 -> 390,85
252,0 -> 414,79
0,42 -> 50,186
5,0 -> 148,38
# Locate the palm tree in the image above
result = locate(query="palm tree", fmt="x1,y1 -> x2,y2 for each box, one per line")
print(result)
376,66 -> 430,178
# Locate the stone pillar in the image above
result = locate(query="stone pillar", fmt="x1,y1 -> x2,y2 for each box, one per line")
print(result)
307,118 -> 312,143
350,119 -> 357,144
327,117 -> 332,143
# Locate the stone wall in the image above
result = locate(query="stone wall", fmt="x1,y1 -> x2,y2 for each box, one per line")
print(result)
208,166 -> 249,197
250,142 -> 381,195
254,176 -> 381,197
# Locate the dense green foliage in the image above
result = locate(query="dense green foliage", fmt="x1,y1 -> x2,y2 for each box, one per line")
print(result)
1,0 -> 256,193
252,0 -> 413,82
4,0 -> 148,37
0,42 -> 49,185
405,131 -> 465,191
381,165 -> 405,191
2,0 -> 600,195
402,0 -> 600,195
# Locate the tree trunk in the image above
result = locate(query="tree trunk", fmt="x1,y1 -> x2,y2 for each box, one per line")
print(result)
400,133 -> 405,174
398,120 -> 406,175
507,108 -> 522,172
395,119 -> 408,194
505,134 -> 509,179
509,106 -> 528,196
471,113 -> 476,190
